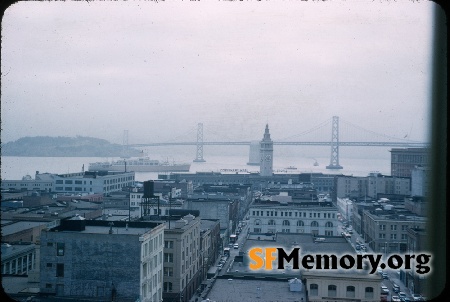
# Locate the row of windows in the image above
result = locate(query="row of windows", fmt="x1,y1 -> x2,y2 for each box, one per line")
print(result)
379,233 -> 408,240
309,284 -> 374,298
55,180 -> 93,185
255,219 -> 334,227
254,228 -> 334,236
252,210 -> 335,219
379,224 -> 411,231
143,234 -> 163,258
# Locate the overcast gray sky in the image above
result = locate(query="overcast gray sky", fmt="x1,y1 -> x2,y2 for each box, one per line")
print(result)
1,0 -> 435,145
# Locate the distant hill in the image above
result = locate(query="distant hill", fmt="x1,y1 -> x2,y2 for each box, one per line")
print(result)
1,136 -> 142,157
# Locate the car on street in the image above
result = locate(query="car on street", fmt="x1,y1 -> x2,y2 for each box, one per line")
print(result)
381,285 -> 389,295
233,243 -> 239,249
382,272 -> 389,279
412,295 -> 424,302
391,296 -> 401,302
400,297 -> 411,302
392,283 -> 400,293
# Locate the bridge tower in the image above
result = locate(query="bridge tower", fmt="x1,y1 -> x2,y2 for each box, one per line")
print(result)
326,116 -> 343,169
260,124 -> 273,176
193,123 -> 206,162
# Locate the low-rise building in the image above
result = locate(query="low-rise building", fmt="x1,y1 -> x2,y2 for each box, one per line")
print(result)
2,171 -> 135,196
248,199 -> 338,236
1,243 -> 37,276
362,207 -> 427,254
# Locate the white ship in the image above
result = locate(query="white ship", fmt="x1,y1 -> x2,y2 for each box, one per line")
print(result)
88,157 -> 190,172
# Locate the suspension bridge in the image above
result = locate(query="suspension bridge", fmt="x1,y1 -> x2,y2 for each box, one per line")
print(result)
128,116 -> 428,169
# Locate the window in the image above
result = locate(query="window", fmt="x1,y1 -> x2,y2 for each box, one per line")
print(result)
282,220 -> 290,226
164,240 -> 174,249
282,229 -> 290,233
346,286 -> 355,298
142,284 -> 147,298
57,243 -> 65,256
311,221 -> 319,227
268,219 -> 276,225
164,267 -> 173,277
379,224 -> 386,231
56,263 -> 64,277
47,263 -> 52,268
328,285 -> 337,297
365,287 -> 374,299
297,220 -> 304,227
255,219 -> 261,226
142,263 -> 147,278
164,253 -> 173,263
65,180 -> 73,184
379,233 -> 386,239
254,228 -> 261,233
391,225 -> 397,231
391,234 -> 397,240
310,284 -> 318,296
325,221 -> 333,228
46,284 -> 52,289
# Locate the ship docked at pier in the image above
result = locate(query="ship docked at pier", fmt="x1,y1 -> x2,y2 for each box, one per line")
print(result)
88,157 -> 191,172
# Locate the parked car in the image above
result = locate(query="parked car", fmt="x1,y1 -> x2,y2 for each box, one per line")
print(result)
392,296 -> 401,302
382,272 -> 389,279
381,285 -> 389,295
392,283 -> 400,293
233,243 -> 239,249
412,295 -> 424,302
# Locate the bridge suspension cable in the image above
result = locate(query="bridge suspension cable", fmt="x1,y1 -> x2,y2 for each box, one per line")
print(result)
279,118 -> 332,141
339,118 -> 425,143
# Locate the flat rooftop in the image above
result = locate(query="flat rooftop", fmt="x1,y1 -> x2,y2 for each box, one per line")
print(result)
243,233 -> 354,255
205,278 -> 306,302
227,233 -> 359,276
49,219 -> 163,235
1,221 -> 48,236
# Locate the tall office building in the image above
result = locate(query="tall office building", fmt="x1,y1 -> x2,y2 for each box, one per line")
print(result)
390,148 -> 430,177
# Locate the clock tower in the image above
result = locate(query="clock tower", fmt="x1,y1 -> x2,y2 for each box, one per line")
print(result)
260,124 -> 273,177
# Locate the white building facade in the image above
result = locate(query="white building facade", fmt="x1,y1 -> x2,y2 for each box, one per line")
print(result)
248,202 -> 339,236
